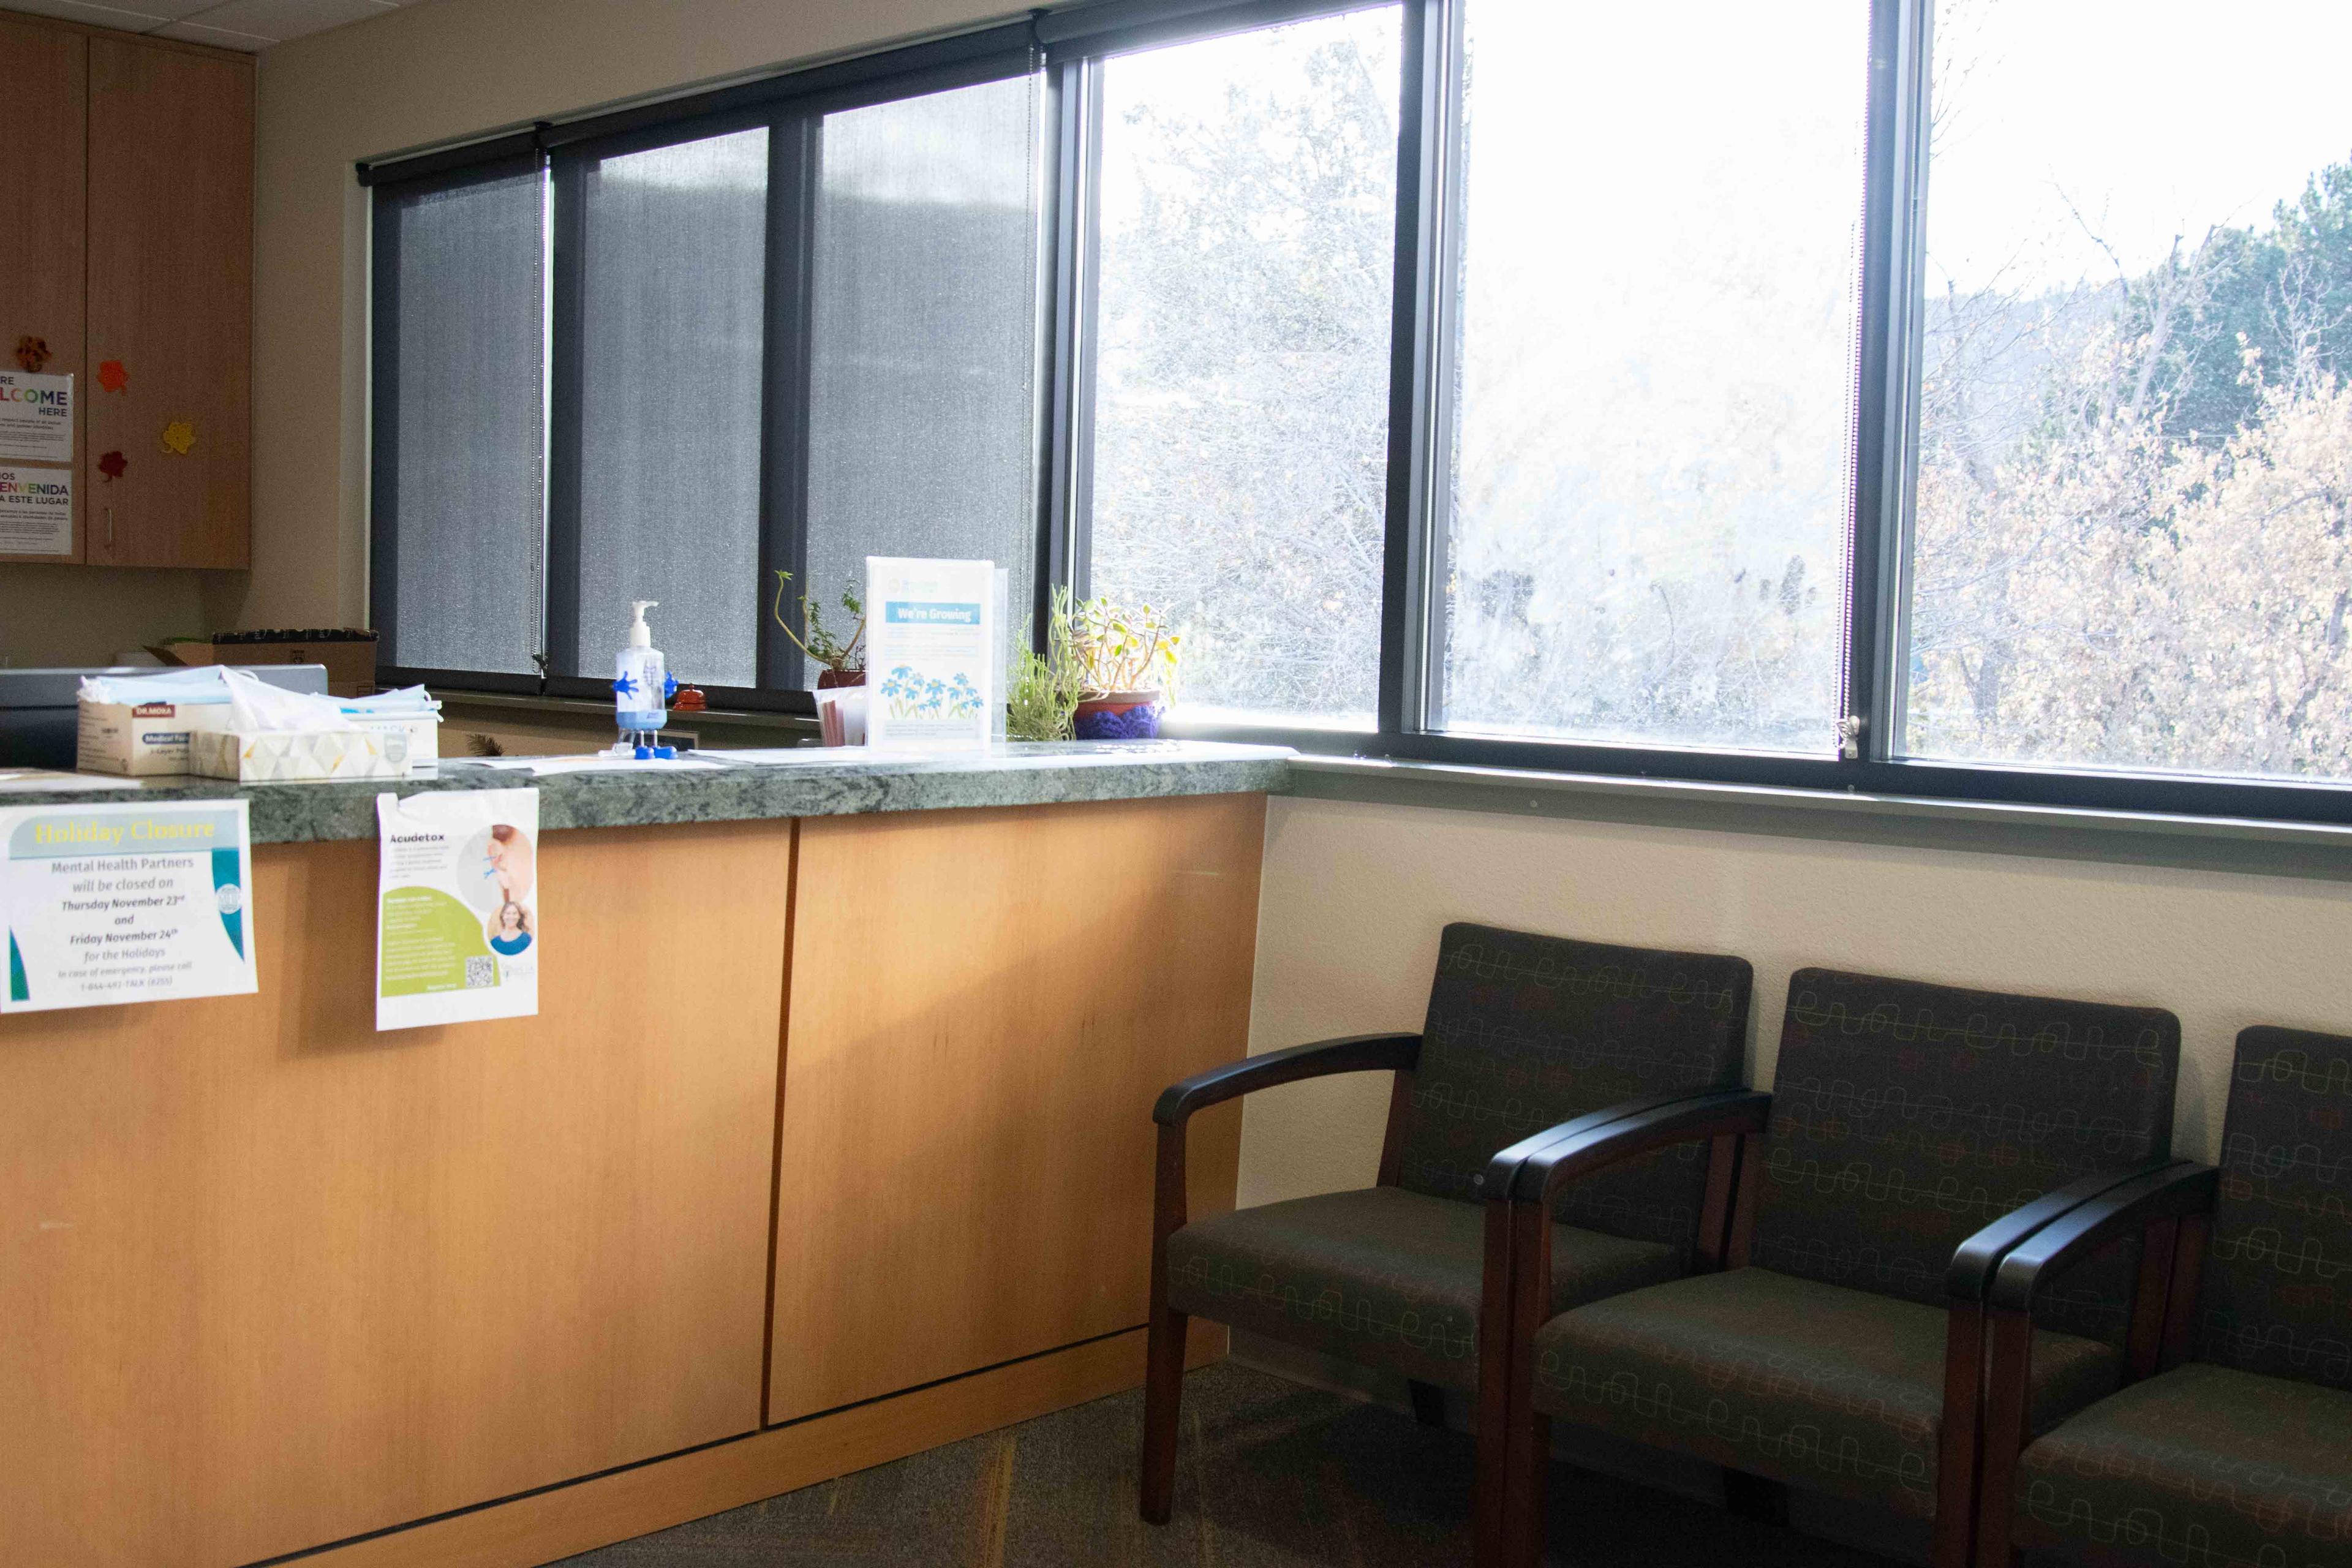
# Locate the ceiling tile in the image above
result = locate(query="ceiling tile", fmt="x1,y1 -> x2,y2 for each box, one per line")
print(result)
0,0 -> 176,29
159,0 -> 392,46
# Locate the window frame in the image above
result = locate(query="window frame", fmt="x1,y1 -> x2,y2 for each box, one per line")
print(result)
365,0 -> 2352,827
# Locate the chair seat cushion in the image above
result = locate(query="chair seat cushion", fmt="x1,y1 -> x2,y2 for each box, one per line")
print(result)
2015,1360 -> 2352,1567
1166,1185 -> 1684,1390
1531,1266 -> 2122,1516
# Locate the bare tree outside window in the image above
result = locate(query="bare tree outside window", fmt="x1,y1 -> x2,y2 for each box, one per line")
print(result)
1086,9 -> 1401,726
1905,0 -> 2352,781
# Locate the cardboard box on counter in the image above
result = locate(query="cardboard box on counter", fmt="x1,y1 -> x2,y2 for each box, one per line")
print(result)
152,630 -> 380,698
190,726 -> 417,782
80,700 -> 437,777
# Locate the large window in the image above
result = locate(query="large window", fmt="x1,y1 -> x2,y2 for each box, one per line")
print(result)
1902,0 -> 2352,785
368,0 -> 2352,823
1434,1 -> 1869,753
1082,9 -> 1400,726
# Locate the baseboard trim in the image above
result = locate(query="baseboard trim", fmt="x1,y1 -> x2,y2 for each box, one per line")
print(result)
266,1321 -> 1226,1568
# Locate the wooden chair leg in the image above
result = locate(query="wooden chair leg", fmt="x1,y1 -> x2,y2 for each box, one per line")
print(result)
1139,1304 -> 1187,1524
1500,1409 -> 1551,1567
1409,1379 -> 1448,1427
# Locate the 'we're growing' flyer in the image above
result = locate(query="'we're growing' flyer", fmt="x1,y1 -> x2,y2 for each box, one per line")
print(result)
863,557 -> 1002,751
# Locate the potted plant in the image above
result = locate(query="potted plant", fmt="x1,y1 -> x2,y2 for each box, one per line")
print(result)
1071,597 -> 1181,740
1008,587 -> 1085,742
771,570 -> 865,687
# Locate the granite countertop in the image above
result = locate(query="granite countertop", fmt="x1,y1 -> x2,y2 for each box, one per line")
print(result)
0,742 -> 1296,844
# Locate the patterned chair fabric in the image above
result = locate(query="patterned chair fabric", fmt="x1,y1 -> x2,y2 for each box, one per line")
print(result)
1392,923 -> 1752,1253
1751,969 -> 2178,1343
1529,970 -> 2179,1517
1531,1266 -> 2122,1515
1165,922 -> 1752,1383
2013,1362 -> 2352,1568
2196,1027 -> 2352,1392
1167,1186 -> 1685,1390
2010,1027 -> 2352,1568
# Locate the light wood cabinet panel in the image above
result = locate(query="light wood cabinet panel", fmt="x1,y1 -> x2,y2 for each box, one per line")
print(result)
0,823 -> 790,1568
0,17 -> 86,563
769,796 -> 1260,1424
83,34 -> 251,568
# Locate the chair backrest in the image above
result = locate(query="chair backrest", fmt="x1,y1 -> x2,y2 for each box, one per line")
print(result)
1393,922 -> 1751,1253
1749,969 -> 2179,1332
2195,1026 -> 2352,1392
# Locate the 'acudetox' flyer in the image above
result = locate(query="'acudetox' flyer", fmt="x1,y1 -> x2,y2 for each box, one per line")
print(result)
375,788 -> 540,1031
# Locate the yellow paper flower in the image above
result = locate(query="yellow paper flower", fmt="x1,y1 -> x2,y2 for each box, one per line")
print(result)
160,420 -> 197,456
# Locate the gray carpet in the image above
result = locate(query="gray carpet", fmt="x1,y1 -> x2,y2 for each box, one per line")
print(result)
554,1360 -> 1900,1567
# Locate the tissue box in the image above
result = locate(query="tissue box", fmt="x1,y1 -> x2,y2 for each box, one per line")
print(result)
190,726 -> 417,782
77,697 -> 237,775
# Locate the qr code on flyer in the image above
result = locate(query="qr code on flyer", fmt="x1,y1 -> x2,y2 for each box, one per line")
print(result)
464,956 -> 496,989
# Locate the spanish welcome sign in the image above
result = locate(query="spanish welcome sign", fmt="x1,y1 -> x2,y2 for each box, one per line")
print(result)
1,799 -> 257,1012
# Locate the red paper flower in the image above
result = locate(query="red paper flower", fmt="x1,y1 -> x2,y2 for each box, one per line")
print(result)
98,450 -> 127,481
96,360 -> 129,394
13,336 -> 49,373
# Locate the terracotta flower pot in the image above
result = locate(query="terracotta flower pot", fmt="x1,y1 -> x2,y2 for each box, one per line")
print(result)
815,668 -> 865,689
1073,689 -> 1164,740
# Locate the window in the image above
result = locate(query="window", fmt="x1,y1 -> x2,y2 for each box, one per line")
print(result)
1079,7 -> 1400,726
365,0 -> 2352,824
369,46 -> 1042,703
1901,0 -> 2352,785
1432,1 -> 1871,753
370,160 -> 546,676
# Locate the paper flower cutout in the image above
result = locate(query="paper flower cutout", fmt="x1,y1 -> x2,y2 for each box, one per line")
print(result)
97,360 -> 129,394
160,420 -> 196,456
13,336 -> 50,373
98,450 -> 127,481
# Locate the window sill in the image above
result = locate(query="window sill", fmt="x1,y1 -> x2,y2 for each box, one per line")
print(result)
1282,753 -> 2352,882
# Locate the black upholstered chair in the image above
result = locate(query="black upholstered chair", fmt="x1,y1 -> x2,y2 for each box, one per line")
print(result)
1975,1025 -> 2352,1568
1140,922 -> 1754,1553
1493,968 -> 2183,1568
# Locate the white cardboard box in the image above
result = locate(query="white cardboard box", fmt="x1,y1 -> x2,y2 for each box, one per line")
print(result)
189,726 -> 415,782
80,702 -> 438,777
76,698 -> 236,775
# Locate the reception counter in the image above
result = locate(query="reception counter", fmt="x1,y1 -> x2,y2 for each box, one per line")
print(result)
0,743 -> 1288,1568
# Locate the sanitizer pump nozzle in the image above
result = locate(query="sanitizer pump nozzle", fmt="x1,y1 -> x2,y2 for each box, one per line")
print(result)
612,600 -> 679,760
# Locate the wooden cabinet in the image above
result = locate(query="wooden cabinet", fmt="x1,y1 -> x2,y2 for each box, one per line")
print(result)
769,796 -> 1259,1424
0,824 -> 790,1568
85,35 -> 252,568
0,17 -> 86,564
0,17 -> 251,571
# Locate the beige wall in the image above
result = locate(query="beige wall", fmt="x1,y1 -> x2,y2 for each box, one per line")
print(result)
1236,795 -> 2352,1209
0,565 -> 237,669
246,0 -> 1018,634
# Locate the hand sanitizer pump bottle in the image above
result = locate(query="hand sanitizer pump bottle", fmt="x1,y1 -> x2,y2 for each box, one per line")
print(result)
613,600 -> 677,759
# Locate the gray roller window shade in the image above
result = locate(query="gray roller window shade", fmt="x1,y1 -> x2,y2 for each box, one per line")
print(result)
569,126 -> 770,686
373,164 -> 548,675
802,73 -> 1042,633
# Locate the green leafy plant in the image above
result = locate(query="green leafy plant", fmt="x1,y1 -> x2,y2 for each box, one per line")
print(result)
1007,587 -> 1085,742
1072,597 -> 1182,698
771,570 -> 865,680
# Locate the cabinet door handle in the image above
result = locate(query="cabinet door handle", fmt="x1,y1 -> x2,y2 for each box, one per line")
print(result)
106,506 -> 116,549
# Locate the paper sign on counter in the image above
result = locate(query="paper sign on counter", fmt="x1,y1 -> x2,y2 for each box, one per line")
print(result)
0,465 -> 72,555
0,371 -> 72,462
863,557 -> 999,752
375,788 -> 540,1030
1,799 -> 257,1012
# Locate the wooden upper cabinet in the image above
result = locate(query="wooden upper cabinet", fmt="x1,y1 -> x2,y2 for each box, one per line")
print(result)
84,36 -> 252,569
0,18 -> 86,564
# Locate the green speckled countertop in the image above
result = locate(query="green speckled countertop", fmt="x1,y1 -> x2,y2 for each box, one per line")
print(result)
0,742 -> 1296,844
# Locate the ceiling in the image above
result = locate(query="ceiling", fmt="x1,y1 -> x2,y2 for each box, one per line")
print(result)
2,0 -> 415,51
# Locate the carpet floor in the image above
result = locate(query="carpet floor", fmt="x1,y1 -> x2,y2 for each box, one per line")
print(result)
552,1360 -> 1901,1567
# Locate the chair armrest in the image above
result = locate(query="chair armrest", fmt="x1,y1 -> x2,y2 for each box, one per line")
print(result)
1477,1089 -> 1752,1200
1987,1162 -> 2218,1314
1508,1090 -> 1772,1208
1945,1158 -> 2177,1304
1152,1032 -> 1422,1128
